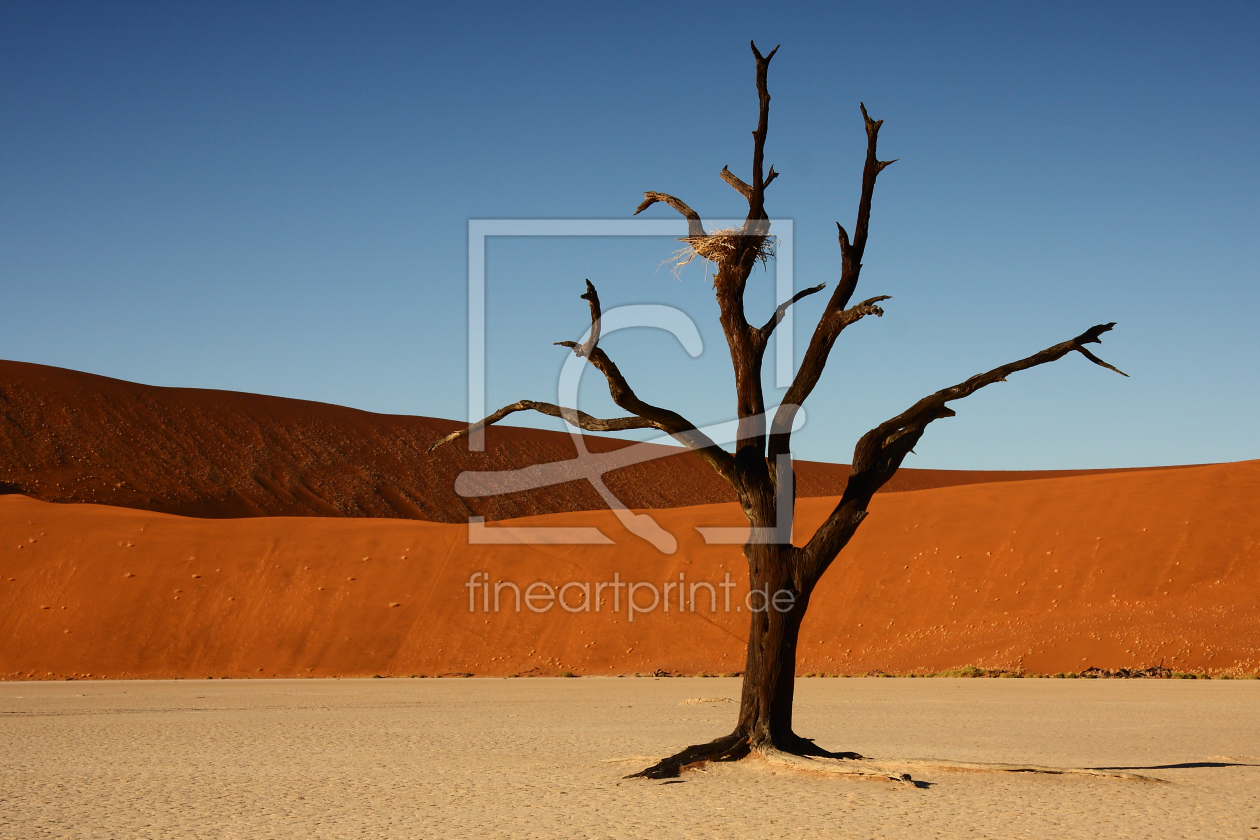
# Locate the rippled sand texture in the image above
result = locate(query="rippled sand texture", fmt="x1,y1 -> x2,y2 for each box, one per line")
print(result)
3,678 -> 1258,839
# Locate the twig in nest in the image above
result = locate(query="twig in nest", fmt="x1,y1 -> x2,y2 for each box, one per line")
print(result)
661,228 -> 776,279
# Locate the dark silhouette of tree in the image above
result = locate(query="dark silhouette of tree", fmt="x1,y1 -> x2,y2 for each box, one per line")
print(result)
432,42 -> 1125,779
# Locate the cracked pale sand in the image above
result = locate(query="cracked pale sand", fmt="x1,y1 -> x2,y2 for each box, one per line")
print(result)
3,678 -> 1258,838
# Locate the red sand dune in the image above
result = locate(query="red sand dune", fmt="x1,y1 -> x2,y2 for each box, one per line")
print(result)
3,460 -> 1257,679
1,360 -> 1153,522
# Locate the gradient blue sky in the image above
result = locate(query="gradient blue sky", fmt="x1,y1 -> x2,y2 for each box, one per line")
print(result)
3,2 -> 1257,469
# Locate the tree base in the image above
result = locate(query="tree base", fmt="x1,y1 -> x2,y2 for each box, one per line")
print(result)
626,732 -> 863,780
627,734 -> 1163,784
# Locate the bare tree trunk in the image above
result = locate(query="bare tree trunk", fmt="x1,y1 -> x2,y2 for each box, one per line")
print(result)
630,533 -> 862,780
736,542 -> 804,748
628,545 -> 810,780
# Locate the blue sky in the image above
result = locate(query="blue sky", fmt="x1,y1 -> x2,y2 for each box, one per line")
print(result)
2,2 -> 1257,469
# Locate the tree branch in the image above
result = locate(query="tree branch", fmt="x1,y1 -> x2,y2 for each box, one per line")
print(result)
765,104 -> 894,463
758,283 -> 827,340
743,40 -> 779,232
767,295 -> 890,460
567,282 -> 740,484
836,295 -> 890,329
634,192 -> 706,238
552,279 -> 601,358
722,164 -> 779,201
799,323 -> 1126,577
442,280 -> 741,486
837,102 -> 896,309
561,341 -> 738,482
720,165 -> 752,200
698,42 -> 781,466
427,401 -> 654,452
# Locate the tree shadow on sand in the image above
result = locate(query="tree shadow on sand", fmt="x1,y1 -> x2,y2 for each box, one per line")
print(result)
617,749 -> 1188,788
1089,761 -> 1260,771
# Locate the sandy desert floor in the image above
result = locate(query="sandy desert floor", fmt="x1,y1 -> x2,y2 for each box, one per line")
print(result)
2,678 -> 1258,839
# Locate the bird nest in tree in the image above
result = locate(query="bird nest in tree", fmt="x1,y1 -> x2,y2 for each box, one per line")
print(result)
664,229 -> 776,277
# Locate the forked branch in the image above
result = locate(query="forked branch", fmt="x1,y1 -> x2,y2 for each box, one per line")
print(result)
433,281 -> 739,485
836,103 -> 898,308
837,295 -> 890,329
855,322 -> 1127,481
767,103 -> 895,461
639,42 -> 781,464
767,294 -> 890,458
801,323 -> 1126,573
743,41 -> 779,230
721,164 -> 778,201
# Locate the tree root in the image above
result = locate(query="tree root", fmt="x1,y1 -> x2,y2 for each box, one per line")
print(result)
628,735 -> 1163,784
626,733 -> 752,780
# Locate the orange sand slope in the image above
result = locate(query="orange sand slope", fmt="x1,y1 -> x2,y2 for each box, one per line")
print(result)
1,359 -> 1157,522
2,460 -> 1257,680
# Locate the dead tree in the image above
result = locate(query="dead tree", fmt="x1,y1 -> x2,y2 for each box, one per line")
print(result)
431,43 -> 1126,779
